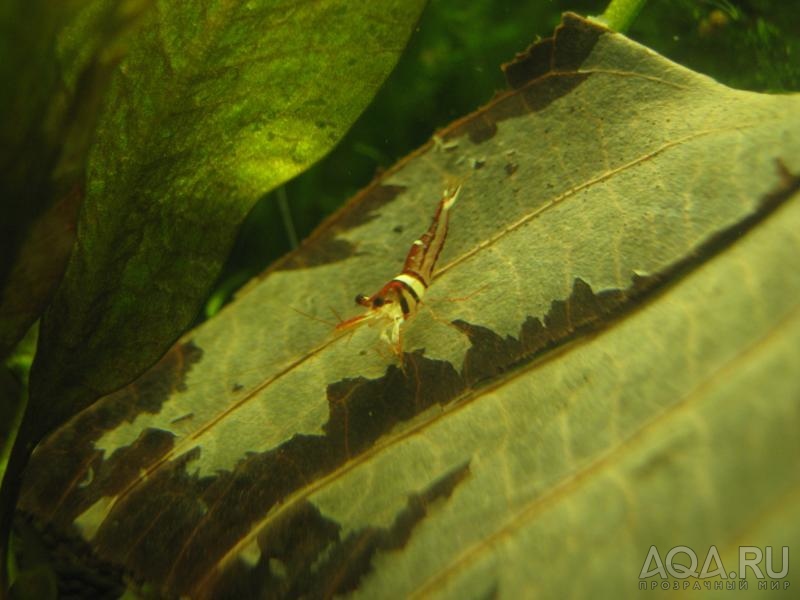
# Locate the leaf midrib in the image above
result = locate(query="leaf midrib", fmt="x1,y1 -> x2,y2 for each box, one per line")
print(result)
434,128 -> 717,280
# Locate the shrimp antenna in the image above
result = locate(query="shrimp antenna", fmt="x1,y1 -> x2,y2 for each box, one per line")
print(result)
290,306 -> 338,328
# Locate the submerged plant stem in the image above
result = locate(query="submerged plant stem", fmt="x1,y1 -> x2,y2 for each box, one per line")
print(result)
599,0 -> 649,33
277,186 -> 299,250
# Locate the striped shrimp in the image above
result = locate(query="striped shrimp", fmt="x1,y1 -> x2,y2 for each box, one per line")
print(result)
335,186 -> 461,355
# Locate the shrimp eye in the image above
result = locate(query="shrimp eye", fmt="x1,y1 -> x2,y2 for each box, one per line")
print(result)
372,296 -> 385,308
355,294 -> 369,306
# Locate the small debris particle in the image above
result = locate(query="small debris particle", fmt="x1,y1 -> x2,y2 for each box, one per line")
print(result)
471,158 -> 486,170
393,225 -> 404,233
432,134 -> 459,152
505,163 -> 518,176
171,412 -> 195,424
77,466 -> 94,489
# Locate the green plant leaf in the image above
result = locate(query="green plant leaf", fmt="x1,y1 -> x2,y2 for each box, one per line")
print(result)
23,0 -> 426,444
0,0 -> 148,358
18,14 -> 800,597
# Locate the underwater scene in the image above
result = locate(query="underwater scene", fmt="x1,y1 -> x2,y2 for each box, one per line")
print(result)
1,0 -> 798,598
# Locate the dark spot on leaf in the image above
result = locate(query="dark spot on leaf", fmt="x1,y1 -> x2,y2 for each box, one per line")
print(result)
93,446 -> 207,584
445,13 -> 603,146
95,428 -> 177,499
276,237 -> 358,271
503,13 -> 606,89
19,342 -> 202,526
448,73 -> 590,145
170,412 -> 194,424
232,383 -> 244,392
300,461 -> 471,597
325,351 -> 464,457
456,274 -> 684,385
212,501 -> 340,598
553,13 -> 608,71
455,323 -> 526,384
472,158 -> 486,169
522,73 -> 591,112
764,159 -> 800,210
276,185 -> 406,271
393,225 -> 403,233
212,462 -> 470,598
502,37 -> 554,89
505,163 -> 518,176
13,516 -> 127,598
467,115 -> 498,144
